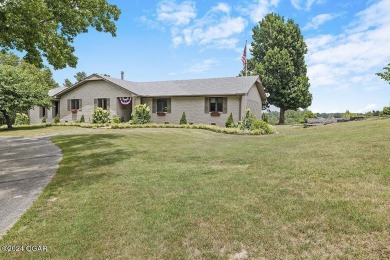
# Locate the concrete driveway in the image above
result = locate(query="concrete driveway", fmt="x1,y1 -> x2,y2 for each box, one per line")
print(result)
0,136 -> 62,238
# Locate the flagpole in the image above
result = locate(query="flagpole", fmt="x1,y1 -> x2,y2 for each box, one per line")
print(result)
245,40 -> 248,77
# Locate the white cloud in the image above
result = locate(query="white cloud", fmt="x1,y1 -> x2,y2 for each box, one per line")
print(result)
303,13 -> 338,30
211,3 -> 231,13
186,59 -> 217,73
239,0 -> 280,23
149,1 -> 247,49
156,0 -> 196,26
291,0 -> 326,11
306,0 -> 390,93
357,104 -> 378,113
180,16 -> 247,47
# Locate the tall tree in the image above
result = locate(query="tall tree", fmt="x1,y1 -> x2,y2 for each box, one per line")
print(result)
0,1 -> 120,69
0,53 -> 55,129
376,63 -> 390,83
63,78 -> 73,88
74,71 -> 87,82
250,13 -> 312,124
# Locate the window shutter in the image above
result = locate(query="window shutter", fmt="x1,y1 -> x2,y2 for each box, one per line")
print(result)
67,99 -> 70,111
94,99 -> 98,108
79,99 -> 82,110
152,99 -> 157,113
107,98 -> 110,110
204,98 -> 209,113
167,98 -> 171,113
223,97 -> 228,114
39,107 -> 43,118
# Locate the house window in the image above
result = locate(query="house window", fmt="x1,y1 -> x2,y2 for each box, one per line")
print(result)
157,98 -> 168,112
98,98 -> 108,110
210,97 -> 223,112
153,98 -> 171,113
71,99 -> 81,110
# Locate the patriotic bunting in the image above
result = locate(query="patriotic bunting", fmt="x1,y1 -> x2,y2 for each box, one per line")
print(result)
119,97 -> 131,106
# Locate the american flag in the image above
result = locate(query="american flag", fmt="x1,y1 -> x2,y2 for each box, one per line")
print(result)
241,41 -> 247,70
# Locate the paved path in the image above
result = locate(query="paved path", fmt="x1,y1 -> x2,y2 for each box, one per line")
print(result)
0,136 -> 62,238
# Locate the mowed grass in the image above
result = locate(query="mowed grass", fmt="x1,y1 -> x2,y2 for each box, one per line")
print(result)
1,119 -> 390,259
0,126 -> 93,137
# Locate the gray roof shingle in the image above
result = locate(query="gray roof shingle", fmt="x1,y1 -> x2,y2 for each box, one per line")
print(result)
49,87 -> 67,97
53,74 -> 263,98
98,75 -> 260,97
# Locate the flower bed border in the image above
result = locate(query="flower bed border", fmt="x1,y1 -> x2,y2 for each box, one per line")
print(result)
4,122 -> 275,135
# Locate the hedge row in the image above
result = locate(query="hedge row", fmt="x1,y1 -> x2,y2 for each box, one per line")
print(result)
2,122 -> 274,135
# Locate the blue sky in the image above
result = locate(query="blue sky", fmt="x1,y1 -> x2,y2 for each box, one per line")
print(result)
51,0 -> 390,113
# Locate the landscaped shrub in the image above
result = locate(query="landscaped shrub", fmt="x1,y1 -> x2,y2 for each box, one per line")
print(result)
14,113 -> 29,125
225,112 -> 235,128
41,116 -> 47,123
261,113 -> 269,123
250,119 -> 274,134
180,112 -> 187,124
240,109 -> 255,130
54,115 -> 60,123
80,114 -> 85,123
381,106 -> 390,115
131,104 -> 151,124
112,116 -> 121,123
92,107 -> 111,123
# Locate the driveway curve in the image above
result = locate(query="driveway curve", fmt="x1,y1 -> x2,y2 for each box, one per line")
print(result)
0,136 -> 62,238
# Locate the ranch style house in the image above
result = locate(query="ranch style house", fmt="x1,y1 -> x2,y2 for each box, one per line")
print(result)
29,73 -> 267,127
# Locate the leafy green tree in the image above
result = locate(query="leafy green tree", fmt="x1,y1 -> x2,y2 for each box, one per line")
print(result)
0,53 -> 55,129
0,1 -> 120,69
382,106 -> 390,115
63,71 -> 88,87
63,78 -> 73,88
376,63 -> 390,83
74,71 -> 87,82
250,13 -> 312,124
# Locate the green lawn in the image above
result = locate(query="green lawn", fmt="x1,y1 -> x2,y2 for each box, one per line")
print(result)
1,119 -> 390,259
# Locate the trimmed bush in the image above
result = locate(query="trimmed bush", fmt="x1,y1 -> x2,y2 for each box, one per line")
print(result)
180,112 -> 187,124
92,107 -> 111,123
80,114 -> 85,123
225,112 -> 235,128
112,116 -> 121,124
15,113 -> 29,125
54,115 -> 60,123
241,109 -> 255,130
261,113 -> 269,123
250,119 -> 274,134
41,116 -> 47,123
131,104 -> 151,124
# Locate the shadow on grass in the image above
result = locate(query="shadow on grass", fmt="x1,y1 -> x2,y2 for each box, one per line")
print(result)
0,125 -> 53,132
50,134 -> 137,191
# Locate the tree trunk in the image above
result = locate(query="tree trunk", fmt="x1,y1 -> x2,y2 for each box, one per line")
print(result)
278,108 -> 285,125
0,110 -> 12,129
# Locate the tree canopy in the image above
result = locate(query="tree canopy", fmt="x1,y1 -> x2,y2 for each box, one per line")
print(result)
63,71 -> 88,87
0,0 -> 120,69
0,53 -> 55,128
376,63 -> 390,83
74,71 -> 87,82
250,13 -> 312,124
